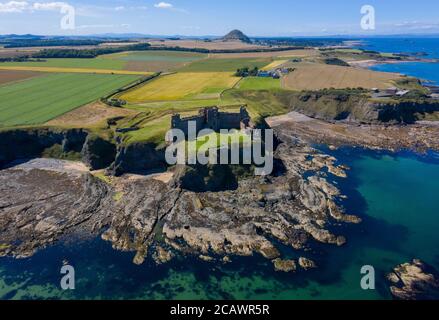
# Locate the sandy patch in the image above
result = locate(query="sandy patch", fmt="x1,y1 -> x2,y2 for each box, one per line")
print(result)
9,158 -> 89,176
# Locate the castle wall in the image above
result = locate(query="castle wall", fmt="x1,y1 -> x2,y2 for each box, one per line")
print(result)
172,115 -> 205,137
171,107 -> 250,138
218,112 -> 243,130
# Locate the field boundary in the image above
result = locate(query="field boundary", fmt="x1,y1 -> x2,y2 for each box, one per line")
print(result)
0,66 -> 150,76
102,72 -> 162,104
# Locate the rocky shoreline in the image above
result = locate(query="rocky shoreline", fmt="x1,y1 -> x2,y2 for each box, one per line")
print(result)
387,260 -> 439,300
0,128 -> 360,273
267,112 -> 439,153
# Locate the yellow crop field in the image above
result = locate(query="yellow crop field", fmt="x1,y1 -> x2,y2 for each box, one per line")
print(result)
120,72 -> 241,102
0,66 -> 151,76
261,60 -> 288,71
282,63 -> 402,90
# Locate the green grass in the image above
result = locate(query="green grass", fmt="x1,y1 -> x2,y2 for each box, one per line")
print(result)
222,89 -> 290,122
118,87 -> 291,145
0,58 -> 126,70
189,131 -> 252,153
0,73 -> 140,127
118,101 -> 244,145
178,58 -> 271,72
236,77 -> 281,90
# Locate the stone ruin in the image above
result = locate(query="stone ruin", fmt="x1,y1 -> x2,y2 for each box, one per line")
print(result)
171,106 -> 251,137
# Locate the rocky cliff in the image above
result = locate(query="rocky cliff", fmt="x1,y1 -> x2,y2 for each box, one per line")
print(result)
0,128 -> 361,271
229,89 -> 439,124
0,128 -> 167,175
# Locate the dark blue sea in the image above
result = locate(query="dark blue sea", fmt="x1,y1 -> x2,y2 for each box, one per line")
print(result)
358,37 -> 439,84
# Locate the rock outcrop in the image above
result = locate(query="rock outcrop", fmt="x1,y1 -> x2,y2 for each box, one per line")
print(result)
273,259 -> 297,272
387,259 -> 439,300
108,142 -> 166,176
0,128 -> 87,168
0,160 -> 110,258
222,30 -> 251,43
81,134 -> 116,170
299,257 -> 317,270
0,129 -> 361,269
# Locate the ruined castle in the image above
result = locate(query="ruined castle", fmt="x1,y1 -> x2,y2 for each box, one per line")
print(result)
171,106 -> 251,137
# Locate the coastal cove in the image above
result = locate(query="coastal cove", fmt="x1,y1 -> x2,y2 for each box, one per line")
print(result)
370,62 -> 439,85
362,37 -> 439,85
1,147 -> 438,300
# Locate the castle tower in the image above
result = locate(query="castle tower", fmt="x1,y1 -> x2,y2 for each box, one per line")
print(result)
205,107 -> 219,131
171,114 -> 181,129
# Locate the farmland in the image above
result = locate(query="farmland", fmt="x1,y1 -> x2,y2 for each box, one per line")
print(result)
119,72 -> 240,102
1,58 -> 126,70
210,49 -> 318,59
261,60 -> 288,70
0,66 -> 151,75
102,50 -> 207,72
282,62 -> 402,90
0,50 -> 208,73
236,77 -> 281,90
0,73 -> 139,127
0,42 -> 421,145
178,57 -> 272,72
0,70 -> 43,85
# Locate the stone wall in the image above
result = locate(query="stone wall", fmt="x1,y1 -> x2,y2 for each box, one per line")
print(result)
171,106 -> 250,137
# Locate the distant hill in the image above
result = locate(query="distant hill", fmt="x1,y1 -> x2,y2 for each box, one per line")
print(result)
221,30 -> 251,43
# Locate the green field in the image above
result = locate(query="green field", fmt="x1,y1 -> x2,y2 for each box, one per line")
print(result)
0,73 -> 139,127
223,89 -> 290,120
178,58 -> 271,72
100,50 -> 208,72
103,50 -> 207,62
236,77 -> 281,90
0,58 -> 126,70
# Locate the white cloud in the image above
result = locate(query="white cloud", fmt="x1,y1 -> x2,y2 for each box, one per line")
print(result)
154,2 -> 173,9
33,2 -> 68,11
0,1 -> 29,13
0,1 -> 71,13
114,6 -> 125,11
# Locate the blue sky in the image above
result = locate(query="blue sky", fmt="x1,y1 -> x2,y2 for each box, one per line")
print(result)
1,0 -> 439,36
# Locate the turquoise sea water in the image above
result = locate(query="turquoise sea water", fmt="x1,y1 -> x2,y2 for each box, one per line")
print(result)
1,148 -> 438,300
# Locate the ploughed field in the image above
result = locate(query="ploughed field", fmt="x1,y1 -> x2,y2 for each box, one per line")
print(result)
0,73 -> 139,127
0,70 -> 43,85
